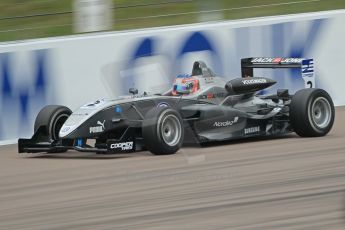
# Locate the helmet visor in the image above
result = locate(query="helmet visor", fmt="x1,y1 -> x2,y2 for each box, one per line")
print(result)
173,77 -> 199,95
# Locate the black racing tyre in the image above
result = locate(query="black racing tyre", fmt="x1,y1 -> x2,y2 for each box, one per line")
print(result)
290,88 -> 335,137
34,105 -> 72,141
142,107 -> 184,155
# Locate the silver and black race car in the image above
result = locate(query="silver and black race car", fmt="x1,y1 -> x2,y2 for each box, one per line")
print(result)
18,57 -> 335,155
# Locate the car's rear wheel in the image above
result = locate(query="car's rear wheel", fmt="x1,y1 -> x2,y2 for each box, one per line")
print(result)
142,107 -> 184,155
34,105 -> 72,152
290,88 -> 335,137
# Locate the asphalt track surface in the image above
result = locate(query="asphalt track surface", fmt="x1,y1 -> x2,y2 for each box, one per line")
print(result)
0,108 -> 345,230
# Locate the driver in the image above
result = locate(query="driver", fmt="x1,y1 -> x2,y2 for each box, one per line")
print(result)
172,74 -> 200,96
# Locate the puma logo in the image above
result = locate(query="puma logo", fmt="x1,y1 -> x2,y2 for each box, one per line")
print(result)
97,120 -> 106,129
90,120 -> 106,133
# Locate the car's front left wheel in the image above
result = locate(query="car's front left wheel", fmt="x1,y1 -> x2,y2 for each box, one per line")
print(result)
142,107 -> 184,155
34,105 -> 73,152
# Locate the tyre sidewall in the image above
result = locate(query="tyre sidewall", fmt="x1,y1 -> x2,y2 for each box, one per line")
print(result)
142,107 -> 184,155
34,105 -> 72,141
290,89 -> 334,137
307,90 -> 334,135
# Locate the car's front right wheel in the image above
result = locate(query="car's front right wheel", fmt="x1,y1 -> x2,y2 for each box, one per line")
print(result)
142,107 -> 184,155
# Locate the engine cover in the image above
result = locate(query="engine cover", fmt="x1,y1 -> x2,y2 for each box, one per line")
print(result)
225,77 -> 276,94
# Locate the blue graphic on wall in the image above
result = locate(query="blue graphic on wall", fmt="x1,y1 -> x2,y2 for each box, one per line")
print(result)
123,31 -> 222,95
123,37 -> 156,94
0,49 -> 52,140
175,31 -> 222,76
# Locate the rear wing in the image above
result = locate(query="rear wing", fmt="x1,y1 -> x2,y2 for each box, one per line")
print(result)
241,57 -> 315,88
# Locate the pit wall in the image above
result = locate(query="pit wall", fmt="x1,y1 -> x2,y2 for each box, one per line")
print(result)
1,10 -> 345,141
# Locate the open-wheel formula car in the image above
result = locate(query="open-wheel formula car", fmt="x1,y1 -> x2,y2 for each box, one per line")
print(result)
18,57 -> 335,155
